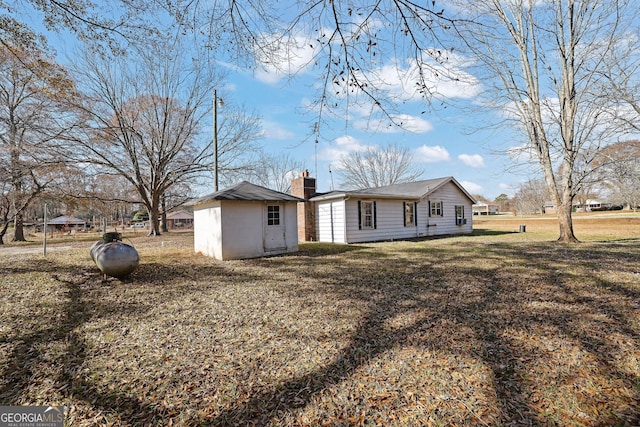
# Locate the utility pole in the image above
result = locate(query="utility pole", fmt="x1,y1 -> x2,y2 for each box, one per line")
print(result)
43,203 -> 47,257
214,89 -> 219,192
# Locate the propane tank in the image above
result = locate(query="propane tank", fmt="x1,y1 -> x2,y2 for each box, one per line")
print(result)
90,232 -> 139,278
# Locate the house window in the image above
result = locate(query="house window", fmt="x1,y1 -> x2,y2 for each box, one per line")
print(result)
404,202 -> 416,226
455,205 -> 466,225
359,201 -> 376,229
267,205 -> 280,225
430,201 -> 443,217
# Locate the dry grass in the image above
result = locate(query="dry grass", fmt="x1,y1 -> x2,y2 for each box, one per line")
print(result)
1,216 -> 639,426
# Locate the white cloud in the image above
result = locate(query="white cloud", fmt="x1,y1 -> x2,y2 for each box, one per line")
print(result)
458,153 -> 485,168
261,120 -> 295,140
366,56 -> 481,102
318,135 -> 371,162
460,180 -> 483,194
354,114 -> 434,134
414,145 -> 451,163
507,144 -> 538,164
254,33 -> 319,84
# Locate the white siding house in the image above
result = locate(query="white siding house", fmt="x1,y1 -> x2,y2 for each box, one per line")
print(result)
309,177 -> 476,244
189,182 -> 303,260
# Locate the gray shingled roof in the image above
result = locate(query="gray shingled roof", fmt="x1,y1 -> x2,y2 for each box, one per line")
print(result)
188,181 -> 304,205
356,177 -> 451,197
47,216 -> 87,224
310,176 -> 476,203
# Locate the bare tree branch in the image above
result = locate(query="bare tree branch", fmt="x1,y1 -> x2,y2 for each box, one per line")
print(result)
336,143 -> 423,189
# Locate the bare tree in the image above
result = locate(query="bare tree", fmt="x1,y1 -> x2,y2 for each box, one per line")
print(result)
0,32 -> 77,242
596,24 -> 640,134
449,0 -> 638,242
512,179 -> 548,216
243,152 -> 305,193
71,37 -> 261,235
70,39 -> 215,236
336,143 -> 423,189
210,105 -> 263,190
1,2 -> 164,54
592,140 -> 640,210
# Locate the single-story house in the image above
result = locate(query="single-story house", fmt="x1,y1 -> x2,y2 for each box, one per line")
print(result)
291,175 -> 476,244
473,202 -> 500,215
188,181 -> 303,260
543,201 -> 557,214
41,215 -> 88,232
573,199 -> 602,212
165,210 -> 194,229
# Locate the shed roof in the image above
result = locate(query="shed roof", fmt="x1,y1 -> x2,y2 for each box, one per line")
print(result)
188,181 -> 304,205
310,176 -> 476,203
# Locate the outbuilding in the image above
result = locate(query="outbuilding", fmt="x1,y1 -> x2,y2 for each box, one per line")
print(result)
189,181 -> 303,260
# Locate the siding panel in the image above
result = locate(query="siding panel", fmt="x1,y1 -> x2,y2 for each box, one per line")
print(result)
345,199 -> 421,243
316,200 -> 346,243
424,185 -> 473,236
316,180 -> 473,244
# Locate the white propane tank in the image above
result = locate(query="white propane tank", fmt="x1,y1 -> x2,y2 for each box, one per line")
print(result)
90,232 -> 139,278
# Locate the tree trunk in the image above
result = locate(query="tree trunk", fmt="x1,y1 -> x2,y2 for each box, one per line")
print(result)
556,196 -> 579,243
161,195 -> 168,233
147,198 -> 161,236
11,212 -> 26,242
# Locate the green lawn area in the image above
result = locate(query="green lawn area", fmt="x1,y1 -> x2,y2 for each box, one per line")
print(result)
1,216 -> 639,426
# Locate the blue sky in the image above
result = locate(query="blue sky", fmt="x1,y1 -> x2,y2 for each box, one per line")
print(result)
226,59 -> 523,200
19,3 -> 531,201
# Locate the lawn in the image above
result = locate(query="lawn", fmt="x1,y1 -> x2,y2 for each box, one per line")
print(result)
1,216 -> 639,426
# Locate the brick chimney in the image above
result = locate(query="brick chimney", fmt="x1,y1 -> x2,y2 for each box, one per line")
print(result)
291,170 -> 317,241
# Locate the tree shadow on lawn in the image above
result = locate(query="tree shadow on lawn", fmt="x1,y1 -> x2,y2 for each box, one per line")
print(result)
0,257 -> 262,424
0,260 -> 169,414
209,240 -> 640,426
3,241 -> 639,425
297,242 -> 368,257
470,228 -> 520,237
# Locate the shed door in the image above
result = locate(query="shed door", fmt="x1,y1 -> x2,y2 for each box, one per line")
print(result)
264,203 -> 286,251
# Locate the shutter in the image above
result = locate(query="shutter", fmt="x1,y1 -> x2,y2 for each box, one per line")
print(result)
373,201 -> 377,229
441,202 -> 444,217
358,200 -> 362,230
403,202 -> 406,226
428,200 -> 431,217
414,202 -> 418,227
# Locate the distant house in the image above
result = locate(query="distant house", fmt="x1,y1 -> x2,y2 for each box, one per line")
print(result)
188,181 -> 303,260
543,201 -> 557,214
165,210 -> 193,229
43,216 -> 87,232
545,199 -> 614,214
291,175 -> 476,244
574,199 -> 602,212
473,202 -> 500,215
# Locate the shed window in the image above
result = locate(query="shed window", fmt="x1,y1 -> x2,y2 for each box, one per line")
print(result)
267,205 -> 280,225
